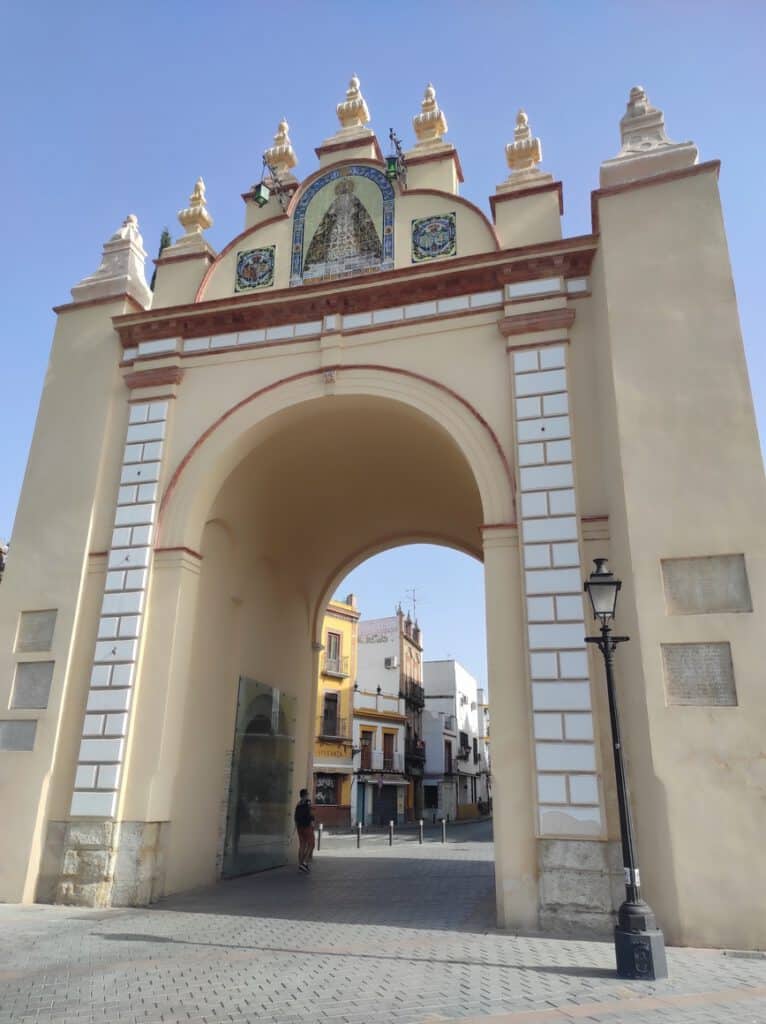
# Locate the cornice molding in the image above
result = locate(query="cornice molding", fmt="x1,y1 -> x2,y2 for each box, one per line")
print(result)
123,365 -> 184,390
113,236 -> 597,348
498,307 -> 575,337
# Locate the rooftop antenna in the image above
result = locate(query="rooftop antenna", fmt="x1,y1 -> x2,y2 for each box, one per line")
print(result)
405,587 -> 420,621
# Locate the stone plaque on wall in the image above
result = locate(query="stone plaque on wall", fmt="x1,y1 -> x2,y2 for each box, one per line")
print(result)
662,642 -> 737,706
0,720 -> 37,751
16,609 -> 57,652
12,661 -> 54,709
661,555 -> 751,615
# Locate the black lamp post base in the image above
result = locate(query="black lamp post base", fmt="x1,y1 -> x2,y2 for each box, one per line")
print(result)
615,925 -> 668,980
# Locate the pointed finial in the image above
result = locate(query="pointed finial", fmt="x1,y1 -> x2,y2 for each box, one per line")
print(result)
71,213 -> 151,309
264,118 -> 298,178
505,109 -> 543,175
412,82 -> 448,148
600,85 -> 698,187
336,73 -> 370,131
177,177 -> 213,236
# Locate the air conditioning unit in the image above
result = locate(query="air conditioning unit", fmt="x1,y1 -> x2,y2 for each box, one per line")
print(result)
384,656 -> 399,669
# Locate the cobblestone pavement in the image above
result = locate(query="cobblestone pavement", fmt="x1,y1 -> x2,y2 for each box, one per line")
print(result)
1,821 -> 764,1023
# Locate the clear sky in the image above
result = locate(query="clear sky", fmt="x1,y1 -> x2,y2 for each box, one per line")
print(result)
1,3 -> 764,686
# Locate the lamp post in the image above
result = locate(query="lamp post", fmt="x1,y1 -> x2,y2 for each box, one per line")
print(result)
584,558 -> 667,980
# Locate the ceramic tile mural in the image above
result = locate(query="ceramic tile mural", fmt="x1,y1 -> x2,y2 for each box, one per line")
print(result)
290,165 -> 394,285
235,246 -> 276,291
411,213 -> 457,263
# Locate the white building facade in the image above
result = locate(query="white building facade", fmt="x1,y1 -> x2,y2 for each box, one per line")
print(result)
422,660 -> 490,821
352,616 -> 409,825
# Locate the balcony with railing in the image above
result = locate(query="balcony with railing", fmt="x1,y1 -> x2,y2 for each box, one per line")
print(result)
358,749 -> 404,773
405,738 -> 426,767
316,715 -> 351,741
399,675 -> 425,707
322,654 -> 350,678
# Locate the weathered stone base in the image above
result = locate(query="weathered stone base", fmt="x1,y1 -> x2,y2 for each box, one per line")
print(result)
38,820 -> 167,907
538,838 -> 623,936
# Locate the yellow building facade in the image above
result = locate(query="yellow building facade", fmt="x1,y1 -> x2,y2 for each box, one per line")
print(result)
313,597 -> 360,828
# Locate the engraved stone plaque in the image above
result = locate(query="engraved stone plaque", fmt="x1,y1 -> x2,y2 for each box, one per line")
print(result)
661,555 -> 751,616
0,720 -> 37,751
16,609 -> 57,652
662,642 -> 737,706
12,661 -> 54,709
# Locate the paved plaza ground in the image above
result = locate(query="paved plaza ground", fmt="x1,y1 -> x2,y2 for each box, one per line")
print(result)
0,820 -> 764,1023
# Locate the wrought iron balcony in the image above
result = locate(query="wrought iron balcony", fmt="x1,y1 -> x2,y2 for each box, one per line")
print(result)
316,715 -> 351,740
456,745 -> 471,761
358,749 -> 404,773
400,675 -> 425,706
322,654 -> 350,678
405,738 -> 426,765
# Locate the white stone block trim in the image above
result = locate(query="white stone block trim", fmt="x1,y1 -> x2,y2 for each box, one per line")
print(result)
172,292 -> 506,357
70,400 -> 168,817
512,344 -> 604,838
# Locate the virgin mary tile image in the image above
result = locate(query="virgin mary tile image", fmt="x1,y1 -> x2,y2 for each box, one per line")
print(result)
303,177 -> 382,280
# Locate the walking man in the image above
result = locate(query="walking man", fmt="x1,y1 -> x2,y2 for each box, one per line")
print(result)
294,788 -> 315,873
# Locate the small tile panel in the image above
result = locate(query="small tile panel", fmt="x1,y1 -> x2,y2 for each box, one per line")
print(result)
235,246 -> 275,291
411,213 -> 456,263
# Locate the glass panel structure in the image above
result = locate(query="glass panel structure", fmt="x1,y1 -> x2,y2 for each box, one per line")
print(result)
223,677 -> 296,878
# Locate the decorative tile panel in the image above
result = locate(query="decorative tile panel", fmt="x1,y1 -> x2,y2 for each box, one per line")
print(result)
290,165 -> 394,286
411,213 -> 456,263
235,246 -> 275,292
511,344 -> 605,838
69,400 -> 169,818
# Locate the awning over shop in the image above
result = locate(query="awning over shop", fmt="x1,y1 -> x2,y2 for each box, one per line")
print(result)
359,774 -> 409,787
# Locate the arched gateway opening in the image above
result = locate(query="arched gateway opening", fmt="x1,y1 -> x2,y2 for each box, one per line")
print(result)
139,390 -> 521,918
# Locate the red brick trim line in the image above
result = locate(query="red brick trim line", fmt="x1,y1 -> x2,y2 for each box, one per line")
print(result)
590,159 -> 721,233
114,235 -> 598,346
158,364 -> 516,537
404,147 -> 465,183
314,135 -> 385,162
154,545 -> 203,560
490,180 -> 564,221
123,366 -> 184,390
499,308 -> 575,337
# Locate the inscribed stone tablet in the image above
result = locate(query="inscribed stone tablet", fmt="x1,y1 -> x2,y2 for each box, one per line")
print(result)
662,642 -> 737,706
16,609 -> 57,652
12,661 -> 54,709
661,555 -> 751,615
0,720 -> 37,750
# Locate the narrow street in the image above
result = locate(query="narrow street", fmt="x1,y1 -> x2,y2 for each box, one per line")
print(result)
0,820 -> 764,1023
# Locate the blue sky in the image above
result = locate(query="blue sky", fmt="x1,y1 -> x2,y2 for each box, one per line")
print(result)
2,3 -> 764,686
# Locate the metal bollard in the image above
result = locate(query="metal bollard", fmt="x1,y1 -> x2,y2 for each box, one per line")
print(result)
441,818 -> 446,844
356,822 -> 362,848
418,819 -> 424,844
388,820 -> 394,846
317,822 -> 323,851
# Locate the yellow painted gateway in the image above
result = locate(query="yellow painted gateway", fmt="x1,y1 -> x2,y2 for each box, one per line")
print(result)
0,77 -> 764,953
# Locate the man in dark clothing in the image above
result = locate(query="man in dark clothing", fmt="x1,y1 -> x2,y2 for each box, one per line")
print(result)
294,788 -> 315,873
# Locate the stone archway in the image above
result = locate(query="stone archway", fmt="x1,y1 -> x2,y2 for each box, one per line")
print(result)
108,387 -> 538,925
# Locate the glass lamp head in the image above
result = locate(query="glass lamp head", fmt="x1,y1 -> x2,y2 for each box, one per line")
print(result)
385,155 -> 399,181
252,182 -> 271,207
585,558 -> 621,624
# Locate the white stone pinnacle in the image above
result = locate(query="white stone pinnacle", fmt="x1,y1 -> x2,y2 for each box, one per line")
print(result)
70,214 -> 152,309
600,85 -> 698,187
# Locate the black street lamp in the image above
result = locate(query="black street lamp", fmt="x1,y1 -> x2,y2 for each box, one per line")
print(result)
584,558 -> 667,980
